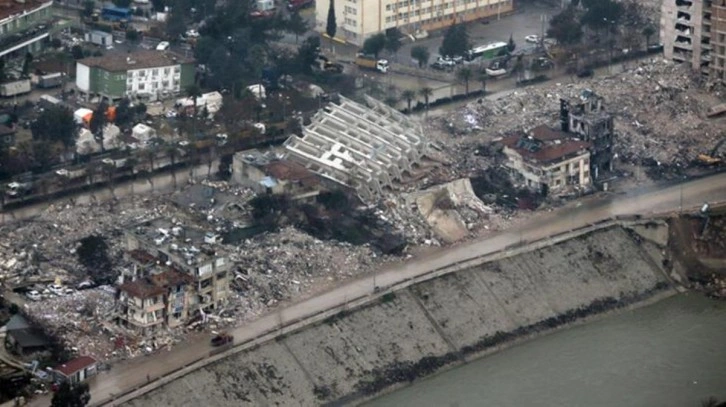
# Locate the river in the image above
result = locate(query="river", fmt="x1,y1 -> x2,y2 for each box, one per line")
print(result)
366,294 -> 726,407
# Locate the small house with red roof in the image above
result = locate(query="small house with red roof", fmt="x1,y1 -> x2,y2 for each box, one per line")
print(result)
53,356 -> 98,384
501,124 -> 592,195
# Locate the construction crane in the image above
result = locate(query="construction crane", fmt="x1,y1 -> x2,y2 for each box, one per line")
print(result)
697,138 -> 726,166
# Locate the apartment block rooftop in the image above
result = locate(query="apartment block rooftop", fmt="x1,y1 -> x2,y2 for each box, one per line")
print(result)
127,218 -> 225,267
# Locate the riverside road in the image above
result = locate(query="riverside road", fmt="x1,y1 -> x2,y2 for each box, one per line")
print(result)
20,171 -> 724,407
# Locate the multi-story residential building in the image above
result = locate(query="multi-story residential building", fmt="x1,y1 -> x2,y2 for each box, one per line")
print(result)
75,50 -> 195,101
501,125 -> 592,195
0,0 -> 53,59
661,0 -> 726,83
316,0 -> 514,46
120,218 -> 232,333
117,261 -> 195,336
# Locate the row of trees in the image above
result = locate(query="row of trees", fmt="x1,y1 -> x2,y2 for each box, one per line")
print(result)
547,0 -> 656,53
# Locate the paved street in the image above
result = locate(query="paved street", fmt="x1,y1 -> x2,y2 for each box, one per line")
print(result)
24,171 -> 726,407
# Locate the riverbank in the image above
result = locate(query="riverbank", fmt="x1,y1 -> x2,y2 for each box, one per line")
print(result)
123,223 -> 676,406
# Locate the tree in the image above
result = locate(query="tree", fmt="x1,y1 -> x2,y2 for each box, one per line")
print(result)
115,98 -> 133,127
82,0 -> 95,18
165,144 -> 179,188
419,87 -> 433,110
31,106 -> 77,148
166,9 -> 186,40
89,101 -> 108,145
456,67 -> 473,95
547,6 -> 583,46
478,70 -> 487,93
71,45 -> 85,60
362,33 -> 386,58
286,11 -> 309,44
642,24 -> 656,48
326,0 -> 336,50
296,36 -> 321,74
0,59 -> 5,84
401,89 -> 416,112
125,28 -> 141,43
411,45 -> 430,68
384,27 -> 403,57
151,0 -> 165,12
51,381 -> 90,407
581,0 -> 623,31
507,34 -> 516,52
439,23 -> 469,58
112,0 -> 131,8
185,84 -> 202,118
21,52 -> 33,77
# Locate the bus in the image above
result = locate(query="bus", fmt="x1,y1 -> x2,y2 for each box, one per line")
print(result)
465,41 -> 509,62
101,6 -> 131,22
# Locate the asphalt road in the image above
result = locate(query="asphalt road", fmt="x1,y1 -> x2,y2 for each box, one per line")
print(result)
26,171 -> 726,407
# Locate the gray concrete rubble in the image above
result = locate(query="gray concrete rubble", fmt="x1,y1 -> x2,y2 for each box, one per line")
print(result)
433,59 -> 725,176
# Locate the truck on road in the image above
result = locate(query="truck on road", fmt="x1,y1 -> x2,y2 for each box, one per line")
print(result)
38,73 -> 64,89
0,79 -> 31,97
355,54 -> 388,73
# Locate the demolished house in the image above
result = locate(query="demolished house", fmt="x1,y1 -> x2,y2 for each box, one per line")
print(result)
232,150 -> 321,201
283,95 -> 428,202
118,218 -> 232,335
117,261 -> 195,336
560,89 -> 615,180
501,125 -> 592,195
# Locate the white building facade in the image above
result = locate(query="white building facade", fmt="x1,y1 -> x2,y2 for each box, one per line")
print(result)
316,0 -> 514,45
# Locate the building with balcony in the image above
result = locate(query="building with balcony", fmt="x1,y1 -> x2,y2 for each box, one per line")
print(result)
0,0 -> 53,59
119,218 -> 232,335
315,0 -> 513,46
661,0 -> 726,82
75,50 -> 195,101
501,125 -> 592,195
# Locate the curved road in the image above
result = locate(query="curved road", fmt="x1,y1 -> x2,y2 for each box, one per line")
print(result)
27,172 -> 726,407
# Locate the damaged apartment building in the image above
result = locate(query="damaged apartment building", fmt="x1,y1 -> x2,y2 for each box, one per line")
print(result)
501,89 -> 614,195
661,0 -> 726,83
283,95 -> 428,203
115,218 -> 231,336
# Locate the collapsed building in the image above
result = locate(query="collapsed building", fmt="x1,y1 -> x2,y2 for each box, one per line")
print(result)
283,95 -> 428,202
499,89 -> 614,195
231,150 -> 322,201
116,218 -> 232,336
501,125 -> 592,195
560,89 -> 615,180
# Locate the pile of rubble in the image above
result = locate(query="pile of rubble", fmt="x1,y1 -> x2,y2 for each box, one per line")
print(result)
434,59 -> 725,173
23,288 -> 118,361
227,226 -> 389,321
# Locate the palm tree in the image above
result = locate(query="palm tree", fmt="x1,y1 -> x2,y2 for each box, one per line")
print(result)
456,66 -> 473,96
478,70 -> 487,94
419,87 -> 433,111
125,155 -> 138,196
401,89 -> 416,112
165,144 -> 178,188
141,148 -> 156,192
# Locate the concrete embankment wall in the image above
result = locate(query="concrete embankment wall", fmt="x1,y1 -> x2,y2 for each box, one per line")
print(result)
124,225 -> 673,407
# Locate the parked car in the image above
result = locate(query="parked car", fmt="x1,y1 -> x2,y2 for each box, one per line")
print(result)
211,332 -> 233,347
26,290 -> 42,301
431,60 -> 448,70
525,34 -> 540,43
437,56 -> 456,67
47,284 -> 65,296
76,280 -> 95,290
156,41 -> 170,51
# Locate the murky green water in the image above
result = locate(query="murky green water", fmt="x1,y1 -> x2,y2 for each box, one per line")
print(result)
366,294 -> 726,407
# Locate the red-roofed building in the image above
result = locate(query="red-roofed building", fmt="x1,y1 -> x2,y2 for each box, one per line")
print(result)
501,126 -> 592,195
53,356 -> 98,384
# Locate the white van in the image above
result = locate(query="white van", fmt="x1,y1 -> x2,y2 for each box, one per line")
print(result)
156,41 -> 170,51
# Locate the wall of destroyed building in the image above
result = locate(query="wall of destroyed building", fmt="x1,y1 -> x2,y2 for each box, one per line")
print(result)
560,91 -> 615,180
503,148 -> 591,193
284,95 -> 428,203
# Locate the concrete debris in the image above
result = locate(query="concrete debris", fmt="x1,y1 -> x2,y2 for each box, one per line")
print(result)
432,59 -> 725,175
